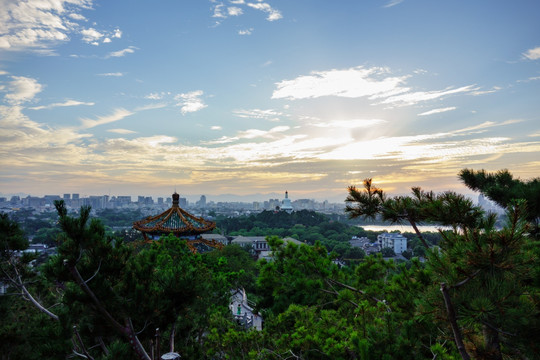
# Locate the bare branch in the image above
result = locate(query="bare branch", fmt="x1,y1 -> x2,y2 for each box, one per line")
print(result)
7,260 -> 59,321
97,337 -> 110,356
85,260 -> 102,283
73,325 -> 95,360
65,261 -> 124,333
451,270 -> 481,289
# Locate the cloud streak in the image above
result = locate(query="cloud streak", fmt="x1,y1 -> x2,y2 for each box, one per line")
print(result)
80,108 -> 134,129
107,46 -> 137,58
273,66 -> 478,107
418,107 -> 456,116
29,99 -> 95,110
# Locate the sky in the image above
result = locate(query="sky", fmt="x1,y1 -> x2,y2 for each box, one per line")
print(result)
1,0 -> 539,203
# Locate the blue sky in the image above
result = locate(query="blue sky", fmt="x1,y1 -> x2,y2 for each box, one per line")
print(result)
1,0 -> 539,202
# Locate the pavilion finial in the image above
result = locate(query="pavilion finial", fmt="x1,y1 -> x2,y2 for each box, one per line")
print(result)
172,192 -> 180,207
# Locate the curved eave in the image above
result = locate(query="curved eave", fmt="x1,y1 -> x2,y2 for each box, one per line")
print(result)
133,206 -> 215,235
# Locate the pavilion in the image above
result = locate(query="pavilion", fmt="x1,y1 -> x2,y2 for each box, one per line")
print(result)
133,192 -> 224,253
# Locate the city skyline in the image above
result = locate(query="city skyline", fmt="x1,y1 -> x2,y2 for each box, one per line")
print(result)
1,1 -> 539,202
1,190 -> 328,205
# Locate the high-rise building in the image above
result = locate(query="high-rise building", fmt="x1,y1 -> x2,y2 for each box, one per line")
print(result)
179,197 -> 187,208
198,195 -> 207,208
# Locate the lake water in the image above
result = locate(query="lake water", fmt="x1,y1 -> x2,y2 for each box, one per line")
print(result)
357,224 -> 449,233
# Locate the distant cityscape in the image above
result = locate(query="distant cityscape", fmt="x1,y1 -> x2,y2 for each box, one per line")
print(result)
0,191 -> 346,217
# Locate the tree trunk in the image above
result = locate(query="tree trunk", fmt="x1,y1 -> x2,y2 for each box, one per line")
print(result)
409,218 -> 430,249
440,283 -> 471,360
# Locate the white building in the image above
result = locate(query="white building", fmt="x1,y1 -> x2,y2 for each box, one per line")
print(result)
377,232 -> 407,254
281,191 -> 293,213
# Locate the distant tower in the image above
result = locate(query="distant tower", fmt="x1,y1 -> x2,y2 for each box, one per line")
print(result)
199,195 -> 207,208
281,191 -> 293,213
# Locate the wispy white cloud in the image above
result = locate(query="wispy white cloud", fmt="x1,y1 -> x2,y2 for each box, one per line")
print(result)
210,0 -> 282,22
272,66 -> 409,100
453,119 -> 524,135
97,72 -> 124,77
0,104 -> 91,157
471,86 -> 501,95
174,90 -> 207,115
29,99 -> 95,110
134,103 -> 167,111
418,107 -> 456,116
145,92 -> 171,100
80,108 -> 134,129
384,0 -> 404,8
523,46 -> 540,60
517,76 -> 540,83
212,3 -> 227,18
246,2 -> 282,21
273,66 -> 481,106
68,13 -> 87,21
233,108 -> 284,121
203,125 -> 290,145
309,119 -> 386,129
379,85 -> 477,106
81,27 -> 121,46
107,46 -> 137,58
4,76 -> 43,105
211,125 -> 222,130
81,27 -> 104,44
228,6 -> 243,16
238,28 -> 253,35
107,128 -> 136,134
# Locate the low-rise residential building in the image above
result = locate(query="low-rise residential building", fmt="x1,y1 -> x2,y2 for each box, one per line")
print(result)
377,232 -> 408,254
349,236 -> 380,255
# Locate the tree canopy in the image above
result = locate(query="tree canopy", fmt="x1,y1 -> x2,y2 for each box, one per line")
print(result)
2,169 -> 539,359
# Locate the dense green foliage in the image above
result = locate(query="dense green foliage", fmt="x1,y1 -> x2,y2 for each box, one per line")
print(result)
217,209 -> 378,258
1,169 -> 539,359
460,168 -> 540,236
